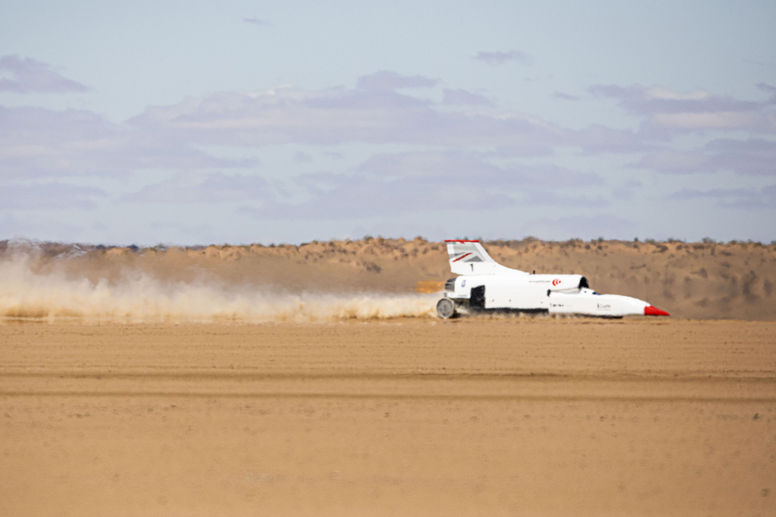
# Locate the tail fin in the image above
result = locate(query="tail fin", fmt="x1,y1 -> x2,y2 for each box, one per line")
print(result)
445,240 -> 524,275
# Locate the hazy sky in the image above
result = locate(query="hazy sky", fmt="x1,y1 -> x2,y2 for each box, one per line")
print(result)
1,0 -> 775,245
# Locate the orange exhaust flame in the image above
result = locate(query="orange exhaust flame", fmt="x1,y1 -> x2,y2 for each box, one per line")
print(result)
414,280 -> 444,294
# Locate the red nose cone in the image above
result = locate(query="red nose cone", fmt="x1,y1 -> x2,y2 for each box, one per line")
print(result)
644,305 -> 670,316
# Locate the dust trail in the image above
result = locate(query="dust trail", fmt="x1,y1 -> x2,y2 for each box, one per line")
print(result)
0,251 -> 436,323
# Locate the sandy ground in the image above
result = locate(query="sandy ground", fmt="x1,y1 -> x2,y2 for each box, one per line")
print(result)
1,318 -> 774,516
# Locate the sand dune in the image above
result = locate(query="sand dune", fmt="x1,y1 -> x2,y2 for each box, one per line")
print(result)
1,237 -> 775,321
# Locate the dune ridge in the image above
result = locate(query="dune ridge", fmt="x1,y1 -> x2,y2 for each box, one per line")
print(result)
1,237 -> 774,321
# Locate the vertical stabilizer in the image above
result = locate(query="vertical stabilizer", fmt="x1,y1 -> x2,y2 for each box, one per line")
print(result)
445,240 -> 525,275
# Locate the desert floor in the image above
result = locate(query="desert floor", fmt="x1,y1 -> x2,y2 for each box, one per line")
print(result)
1,317 -> 775,516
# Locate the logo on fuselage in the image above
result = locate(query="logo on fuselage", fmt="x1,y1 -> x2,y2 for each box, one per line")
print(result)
552,278 -> 561,286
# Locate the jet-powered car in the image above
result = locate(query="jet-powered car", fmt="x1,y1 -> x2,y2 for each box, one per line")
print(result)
436,240 -> 669,319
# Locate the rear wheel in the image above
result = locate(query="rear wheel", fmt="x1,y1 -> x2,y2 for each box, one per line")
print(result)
436,298 -> 457,319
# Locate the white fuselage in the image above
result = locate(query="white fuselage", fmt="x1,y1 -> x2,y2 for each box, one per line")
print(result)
449,273 -> 654,317
449,273 -> 579,311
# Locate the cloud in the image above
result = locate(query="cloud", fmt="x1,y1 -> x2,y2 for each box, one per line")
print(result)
633,138 -> 776,176
0,55 -> 88,94
474,50 -> 529,66
0,211 -> 83,241
128,80 -> 569,154
237,150 -> 604,221
0,181 -> 104,210
125,173 -> 273,204
356,70 -> 438,91
10,68 -> 773,240
294,151 -> 313,163
670,185 -> 776,208
632,149 -> 707,174
591,83 -> 776,133
525,214 -> 635,240
553,91 -> 579,101
243,17 -> 271,27
239,177 -> 515,220
442,88 -> 492,106
670,187 -> 752,200
4,71 -> 647,185
757,82 -> 776,101
521,190 -> 608,207
2,71 -> 657,186
0,105 -> 253,179
704,138 -> 776,175
570,124 -> 647,154
356,150 -> 601,188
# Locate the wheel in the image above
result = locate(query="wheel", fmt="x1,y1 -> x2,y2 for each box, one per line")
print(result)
436,298 -> 457,319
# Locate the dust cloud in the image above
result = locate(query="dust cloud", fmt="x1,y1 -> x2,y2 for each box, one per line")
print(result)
0,246 -> 435,323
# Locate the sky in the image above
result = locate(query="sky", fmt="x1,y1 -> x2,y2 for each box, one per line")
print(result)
1,0 -> 775,245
